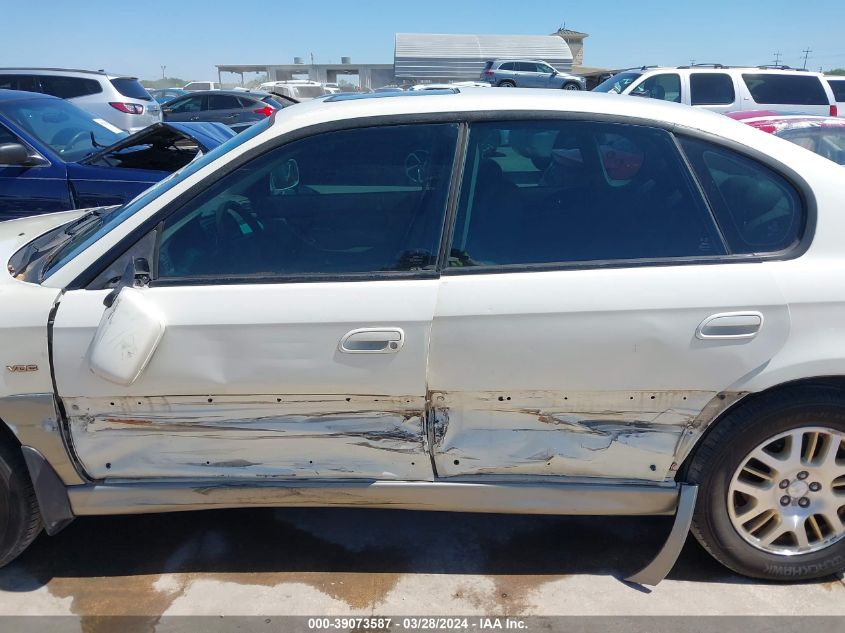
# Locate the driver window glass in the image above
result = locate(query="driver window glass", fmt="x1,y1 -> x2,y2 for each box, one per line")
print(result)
679,137 -> 804,253
448,120 -> 724,268
632,74 -> 682,103
157,123 -> 459,279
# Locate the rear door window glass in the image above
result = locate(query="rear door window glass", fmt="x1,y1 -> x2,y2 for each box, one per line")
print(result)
690,73 -> 736,105
680,137 -> 804,253
742,74 -> 829,105
156,123 -> 459,279
828,79 -> 845,102
209,95 -> 242,110
39,75 -> 102,99
448,120 -> 724,268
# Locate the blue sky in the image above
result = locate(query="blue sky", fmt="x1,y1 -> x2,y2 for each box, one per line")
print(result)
4,0 -> 844,80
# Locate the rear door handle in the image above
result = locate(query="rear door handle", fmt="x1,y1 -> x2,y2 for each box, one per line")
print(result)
340,328 -> 405,353
696,312 -> 763,340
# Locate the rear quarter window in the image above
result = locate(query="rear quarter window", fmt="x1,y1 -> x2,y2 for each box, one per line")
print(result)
110,78 -> 151,101
680,137 -> 805,254
742,74 -> 829,106
828,79 -> 845,102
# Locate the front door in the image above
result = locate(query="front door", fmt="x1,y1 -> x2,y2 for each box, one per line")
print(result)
428,118 -> 798,482
52,122 -> 460,482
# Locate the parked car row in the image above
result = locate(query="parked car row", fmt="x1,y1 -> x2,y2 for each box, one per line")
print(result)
0,90 -> 234,219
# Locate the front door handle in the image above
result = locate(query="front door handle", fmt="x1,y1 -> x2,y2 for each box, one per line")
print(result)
340,328 -> 405,354
696,312 -> 763,340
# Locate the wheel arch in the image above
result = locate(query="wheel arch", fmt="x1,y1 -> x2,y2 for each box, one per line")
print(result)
676,375 -> 845,480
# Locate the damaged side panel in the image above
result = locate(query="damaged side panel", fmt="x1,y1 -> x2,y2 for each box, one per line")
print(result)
431,390 -> 719,481
64,394 -> 431,481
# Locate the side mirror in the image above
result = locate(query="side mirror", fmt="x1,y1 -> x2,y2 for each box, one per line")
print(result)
103,257 -> 151,308
0,143 -> 40,166
161,107 -> 173,114
269,158 -> 300,194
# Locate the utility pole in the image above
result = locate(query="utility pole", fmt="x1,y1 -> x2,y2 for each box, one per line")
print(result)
690,59 -> 696,66
773,51 -> 782,66
801,47 -> 812,69
160,65 -> 166,80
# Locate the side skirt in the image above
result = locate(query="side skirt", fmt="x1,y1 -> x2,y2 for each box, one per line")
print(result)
66,479 -> 680,517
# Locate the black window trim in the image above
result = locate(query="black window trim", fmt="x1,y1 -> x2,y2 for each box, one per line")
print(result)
66,110 -> 816,291
440,118 -> 815,278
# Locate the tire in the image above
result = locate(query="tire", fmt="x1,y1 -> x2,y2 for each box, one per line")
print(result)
562,82 -> 581,91
497,80 -> 516,88
0,439 -> 42,567
686,385 -> 845,580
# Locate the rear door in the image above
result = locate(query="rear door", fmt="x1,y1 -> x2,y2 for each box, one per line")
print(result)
51,122 -> 459,481
206,93 -> 246,127
428,118 -> 797,482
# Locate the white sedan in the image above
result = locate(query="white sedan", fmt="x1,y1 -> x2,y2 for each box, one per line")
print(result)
0,89 -> 843,583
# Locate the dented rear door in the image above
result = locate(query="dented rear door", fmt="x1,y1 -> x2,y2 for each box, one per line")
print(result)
427,119 -> 792,482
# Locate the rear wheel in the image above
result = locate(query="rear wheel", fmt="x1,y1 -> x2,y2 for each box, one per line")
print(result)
687,386 -> 845,580
0,439 -> 42,567
498,80 -> 516,88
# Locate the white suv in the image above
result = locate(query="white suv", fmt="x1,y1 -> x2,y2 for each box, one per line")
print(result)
0,68 -> 161,133
826,76 -> 845,118
0,90 -> 843,583
595,65 -> 838,117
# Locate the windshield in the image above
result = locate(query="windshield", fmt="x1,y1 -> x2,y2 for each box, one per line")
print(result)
593,72 -> 642,94
3,97 -> 126,161
40,116 -> 274,282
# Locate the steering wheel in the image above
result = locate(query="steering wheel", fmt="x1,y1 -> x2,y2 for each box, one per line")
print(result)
215,199 -> 262,242
404,150 -> 430,185
63,130 -> 92,151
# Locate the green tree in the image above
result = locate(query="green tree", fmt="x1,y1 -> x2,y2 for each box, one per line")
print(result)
826,68 -> 845,76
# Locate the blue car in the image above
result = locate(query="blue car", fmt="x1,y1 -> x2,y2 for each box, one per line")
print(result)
0,89 -> 235,221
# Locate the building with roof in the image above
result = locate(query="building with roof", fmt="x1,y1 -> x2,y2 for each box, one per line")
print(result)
217,29 -> 602,89
394,33 -> 573,82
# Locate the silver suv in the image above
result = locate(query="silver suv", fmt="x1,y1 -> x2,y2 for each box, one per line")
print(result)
0,68 -> 161,133
481,59 -> 585,90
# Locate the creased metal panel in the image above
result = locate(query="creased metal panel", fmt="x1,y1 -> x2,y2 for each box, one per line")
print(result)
431,390 -> 717,481
394,33 -> 573,79
65,394 -> 430,481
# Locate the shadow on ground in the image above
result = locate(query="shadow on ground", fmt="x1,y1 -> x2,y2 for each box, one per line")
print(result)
0,508 -> 745,589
